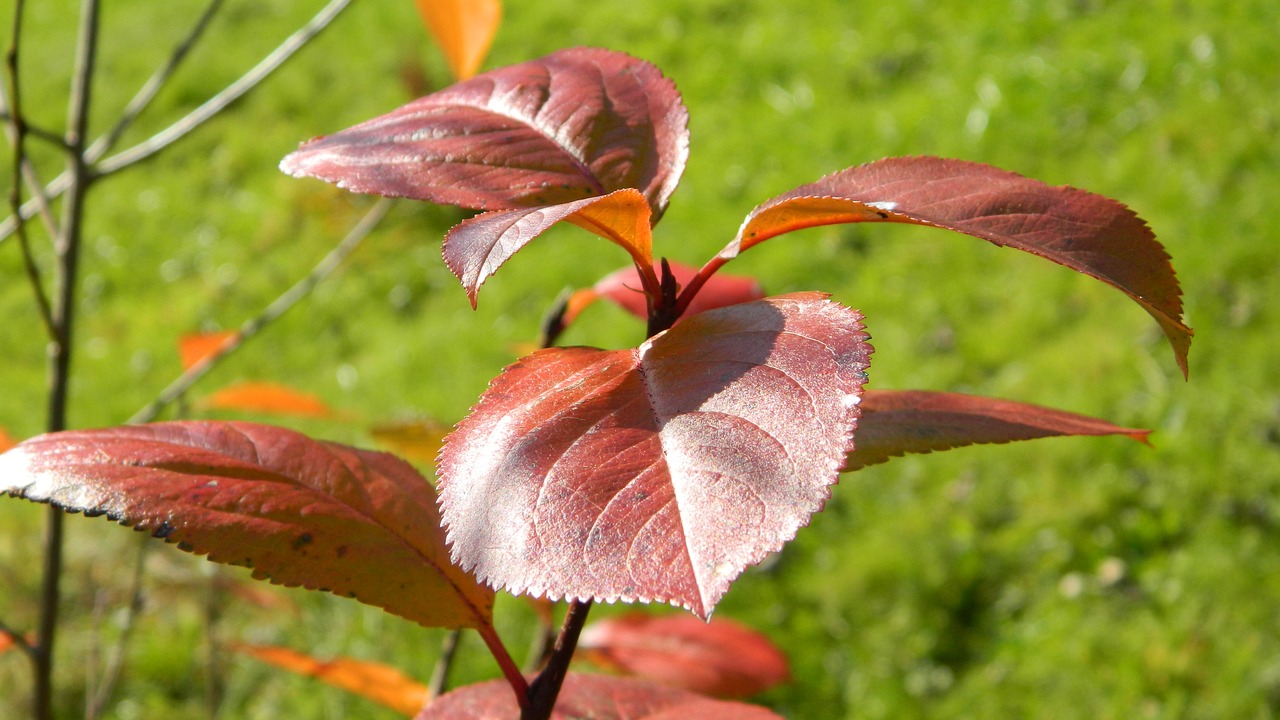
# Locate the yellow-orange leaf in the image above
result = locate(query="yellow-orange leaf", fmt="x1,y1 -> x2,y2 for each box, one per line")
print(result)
234,642 -> 430,715
370,419 -> 451,466
199,381 -> 334,419
0,427 -> 15,453
0,631 -> 16,656
178,330 -> 239,371
414,0 -> 501,80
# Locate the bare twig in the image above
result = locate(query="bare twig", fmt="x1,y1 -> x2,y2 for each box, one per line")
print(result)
34,1 -> 101,718
4,0 -> 55,337
85,0 -> 225,163
127,197 -> 392,425
0,0 -> 352,245
84,537 -> 149,720
428,629 -> 463,699
0,618 -> 35,659
93,0 -> 350,178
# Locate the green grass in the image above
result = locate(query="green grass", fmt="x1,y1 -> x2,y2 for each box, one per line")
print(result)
2,0 -> 1278,717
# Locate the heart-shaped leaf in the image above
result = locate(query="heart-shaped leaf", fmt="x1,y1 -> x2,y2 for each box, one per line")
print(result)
414,0 -> 501,81
843,389 -> 1151,472
579,613 -> 790,698
445,189 -> 655,306
0,422 -> 494,630
438,293 -> 871,617
719,156 -> 1191,376
281,47 -> 689,220
234,642 -> 430,715
416,673 -> 784,719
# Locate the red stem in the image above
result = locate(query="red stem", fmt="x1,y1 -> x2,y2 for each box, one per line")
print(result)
477,624 -> 530,712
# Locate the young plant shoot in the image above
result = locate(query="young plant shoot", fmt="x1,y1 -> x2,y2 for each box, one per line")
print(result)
1,47 -> 1190,719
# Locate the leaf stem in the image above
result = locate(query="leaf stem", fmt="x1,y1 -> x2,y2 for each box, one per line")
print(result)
477,624 -> 530,712
523,599 -> 593,720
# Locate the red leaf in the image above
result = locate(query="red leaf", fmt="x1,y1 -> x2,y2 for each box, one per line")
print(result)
564,262 -> 765,326
281,47 -> 689,221
0,422 -> 494,630
438,293 -> 871,617
843,389 -> 1151,472
579,613 -> 790,698
416,673 -> 783,719
234,642 -> 430,715
414,0 -> 501,81
178,330 -> 239,371
723,156 -> 1192,377
198,381 -> 335,419
444,189 -> 654,307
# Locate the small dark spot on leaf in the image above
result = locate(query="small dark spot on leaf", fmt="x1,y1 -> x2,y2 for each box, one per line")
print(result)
335,545 -> 348,558
177,541 -> 194,552
292,533 -> 314,550
154,522 -> 176,539
876,210 -> 889,219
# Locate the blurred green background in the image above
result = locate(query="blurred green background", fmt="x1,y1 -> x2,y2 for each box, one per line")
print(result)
1,0 -> 1277,718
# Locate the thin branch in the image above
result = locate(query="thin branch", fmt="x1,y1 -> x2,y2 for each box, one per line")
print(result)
84,537 -> 149,720
84,0 -> 225,163
127,197 -> 392,425
0,0 -> 351,245
93,0 -> 350,178
524,599 -> 593,720
0,618 -> 35,659
35,2 -> 101,719
427,629 -> 462,699
4,0 -> 55,337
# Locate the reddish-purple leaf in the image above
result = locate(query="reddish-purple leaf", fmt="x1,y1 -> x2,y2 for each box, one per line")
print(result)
281,47 -> 689,220
722,156 -> 1191,377
444,189 -> 654,307
416,673 -> 783,719
843,389 -> 1151,472
0,422 -> 494,630
579,613 -> 790,698
438,293 -> 871,617
564,261 -> 765,327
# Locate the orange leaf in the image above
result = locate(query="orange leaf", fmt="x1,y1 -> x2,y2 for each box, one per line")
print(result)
370,419 -> 451,466
234,642 -> 430,715
414,0 -> 501,80
0,631 -> 15,656
579,613 -> 790,698
0,427 -> 15,453
178,330 -> 239,371
199,381 -> 334,419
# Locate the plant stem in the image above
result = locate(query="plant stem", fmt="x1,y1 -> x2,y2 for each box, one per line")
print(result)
427,629 -> 462,699
0,0 -> 351,245
84,537 -> 148,720
33,2 -> 100,719
523,599 -> 593,720
477,624 -> 530,713
3,0 -> 54,338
